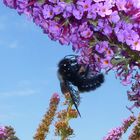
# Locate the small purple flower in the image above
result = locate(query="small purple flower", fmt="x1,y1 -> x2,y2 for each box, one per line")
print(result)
91,2 -> 101,16
78,22 -> 89,32
0,126 -> 6,139
57,1 -> 66,10
114,21 -> 123,34
123,22 -> 133,31
32,3 -> 42,17
103,24 -> 112,35
59,27 -> 71,45
98,2 -> 112,17
59,36 -> 70,45
66,3 -> 74,13
72,38 -> 89,51
16,0 -> 29,14
78,22 -> 93,38
48,21 -> 62,39
77,0 -> 92,12
48,0 -> 57,4
43,4 -> 54,19
40,20 -> 49,33
124,30 -> 139,46
103,126 -> 123,140
80,28 -> 93,38
73,7 -> 83,20
93,0 -> 104,2
63,4 -> 74,18
94,53 -> 101,63
70,24 -> 79,34
87,8 -> 97,19
121,73 -> 132,86
105,48 -> 114,59
109,11 -> 120,23
130,39 -> 140,51
78,47 -> 92,65
101,58 -> 112,69
70,34 -> 79,44
97,19 -> 104,29
53,5 -> 63,15
32,3 -> 43,25
3,0 -> 17,9
131,0 -> 140,8
116,0 -> 127,11
95,41 -> 109,53
115,29 -> 125,43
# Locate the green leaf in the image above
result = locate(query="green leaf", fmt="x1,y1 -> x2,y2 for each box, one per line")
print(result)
65,0 -> 72,3
89,20 -> 98,26
38,0 -> 45,3
111,58 -> 125,65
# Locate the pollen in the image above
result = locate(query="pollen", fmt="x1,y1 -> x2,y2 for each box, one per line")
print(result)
134,41 -> 139,46
104,60 -> 109,65
84,4 -> 89,9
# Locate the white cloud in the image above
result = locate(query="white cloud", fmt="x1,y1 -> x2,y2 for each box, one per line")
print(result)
0,22 -> 5,31
0,114 -> 15,120
0,40 -> 21,49
0,112 -> 26,121
0,89 -> 37,97
17,80 -> 32,87
0,15 -> 7,31
0,39 -> 20,49
8,41 -> 19,49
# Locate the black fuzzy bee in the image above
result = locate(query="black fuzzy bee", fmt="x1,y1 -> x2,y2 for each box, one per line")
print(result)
57,55 -> 104,117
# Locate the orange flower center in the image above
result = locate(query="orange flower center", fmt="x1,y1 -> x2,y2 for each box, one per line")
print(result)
84,4 -> 89,9
104,60 -> 109,65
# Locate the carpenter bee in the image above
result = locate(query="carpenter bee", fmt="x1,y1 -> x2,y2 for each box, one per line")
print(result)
57,55 -> 104,117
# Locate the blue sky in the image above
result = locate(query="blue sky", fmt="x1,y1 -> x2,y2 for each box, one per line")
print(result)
0,2 -> 138,140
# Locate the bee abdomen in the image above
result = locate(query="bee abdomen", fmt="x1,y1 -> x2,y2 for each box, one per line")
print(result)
76,73 -> 104,92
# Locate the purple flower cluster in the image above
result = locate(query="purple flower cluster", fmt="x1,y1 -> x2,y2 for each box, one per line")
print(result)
103,115 -> 136,140
122,115 -> 136,133
127,72 -> 140,108
3,0 -> 140,107
0,126 -> 6,139
103,126 -> 123,140
129,113 -> 140,140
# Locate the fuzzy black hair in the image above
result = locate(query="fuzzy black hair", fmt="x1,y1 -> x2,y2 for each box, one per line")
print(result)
58,56 -> 105,116
58,56 -> 104,93
75,73 -> 104,92
58,56 -> 81,83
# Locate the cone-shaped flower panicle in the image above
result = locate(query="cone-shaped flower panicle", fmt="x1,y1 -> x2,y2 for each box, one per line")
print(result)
122,115 -> 136,133
34,93 -> 60,140
0,126 -> 6,140
103,115 -> 136,140
55,92 -> 78,140
129,113 -> 140,140
5,126 -> 20,140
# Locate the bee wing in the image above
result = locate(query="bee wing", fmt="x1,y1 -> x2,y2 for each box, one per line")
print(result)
65,81 -> 81,117
60,80 -> 81,117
